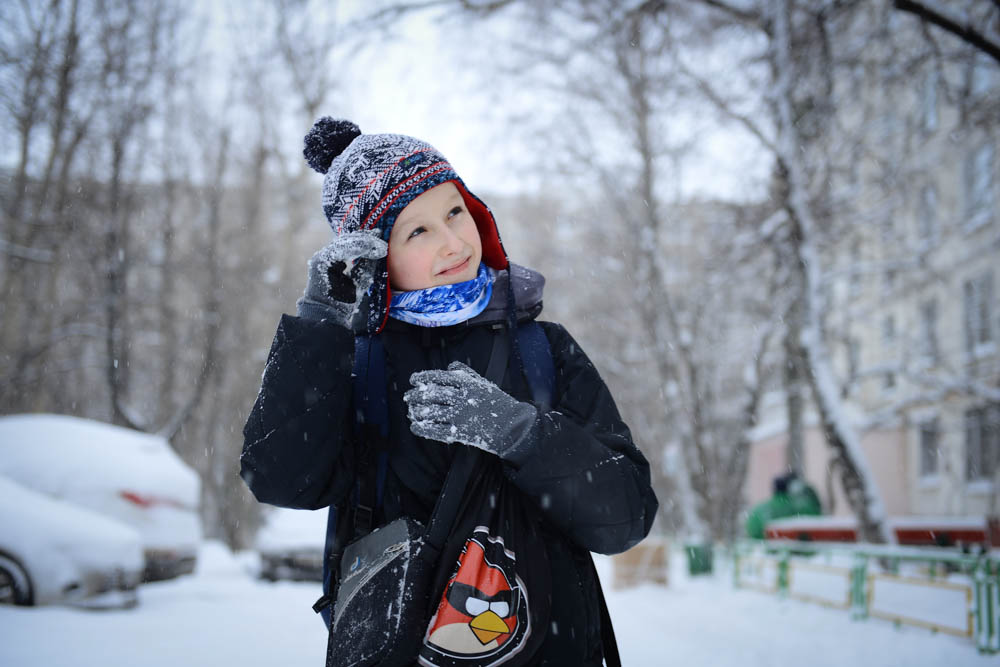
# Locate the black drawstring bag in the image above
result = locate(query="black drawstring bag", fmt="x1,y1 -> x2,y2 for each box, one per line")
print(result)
324,453 -> 552,667
418,459 -> 551,667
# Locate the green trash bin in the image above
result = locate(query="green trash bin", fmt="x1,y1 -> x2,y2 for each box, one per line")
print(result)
685,543 -> 713,575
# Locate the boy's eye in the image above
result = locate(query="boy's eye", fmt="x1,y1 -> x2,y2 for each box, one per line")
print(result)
408,226 -> 426,239
447,206 -> 463,219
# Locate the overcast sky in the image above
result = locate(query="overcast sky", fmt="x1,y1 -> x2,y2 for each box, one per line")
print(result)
329,2 -> 771,201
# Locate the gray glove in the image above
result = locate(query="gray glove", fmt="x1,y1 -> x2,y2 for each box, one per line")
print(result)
296,232 -> 387,332
404,361 -> 539,462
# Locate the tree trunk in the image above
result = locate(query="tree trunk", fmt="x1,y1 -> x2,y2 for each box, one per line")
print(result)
783,288 -> 806,474
771,0 -> 889,543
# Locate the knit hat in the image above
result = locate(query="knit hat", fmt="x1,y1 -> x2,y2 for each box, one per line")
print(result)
304,117 -> 509,333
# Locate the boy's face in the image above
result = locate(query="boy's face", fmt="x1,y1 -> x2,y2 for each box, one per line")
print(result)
388,182 -> 483,292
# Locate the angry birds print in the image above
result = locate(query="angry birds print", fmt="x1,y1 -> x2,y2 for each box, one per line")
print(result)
419,527 -> 532,666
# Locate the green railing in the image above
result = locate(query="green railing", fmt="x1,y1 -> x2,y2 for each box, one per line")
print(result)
732,540 -> 1000,654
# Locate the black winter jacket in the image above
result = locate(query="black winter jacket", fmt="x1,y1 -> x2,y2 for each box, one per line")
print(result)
240,266 -> 658,665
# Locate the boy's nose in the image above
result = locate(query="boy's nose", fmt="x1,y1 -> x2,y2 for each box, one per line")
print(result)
441,228 -> 465,254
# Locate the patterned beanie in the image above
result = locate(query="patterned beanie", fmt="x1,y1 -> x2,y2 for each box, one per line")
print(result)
303,118 -> 509,333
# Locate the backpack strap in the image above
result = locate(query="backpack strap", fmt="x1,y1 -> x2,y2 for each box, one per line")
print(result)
352,334 -> 390,536
516,321 -> 555,411
592,557 -> 621,667
315,334 -> 390,625
484,323 -> 510,384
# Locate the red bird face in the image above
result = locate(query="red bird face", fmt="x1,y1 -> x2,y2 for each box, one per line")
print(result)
424,533 -> 523,656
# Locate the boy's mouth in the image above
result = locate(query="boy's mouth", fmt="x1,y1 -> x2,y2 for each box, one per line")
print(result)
437,257 -> 470,276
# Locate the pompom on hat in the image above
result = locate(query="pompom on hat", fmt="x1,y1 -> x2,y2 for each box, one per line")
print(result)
303,117 -> 509,333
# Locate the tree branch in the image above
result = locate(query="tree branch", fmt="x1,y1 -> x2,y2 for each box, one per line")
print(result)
670,51 -> 778,154
894,0 -> 1000,63
697,0 -> 764,28
0,238 -> 54,263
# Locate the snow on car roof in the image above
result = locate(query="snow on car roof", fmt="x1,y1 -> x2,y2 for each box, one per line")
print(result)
255,507 -> 328,551
0,414 -> 199,505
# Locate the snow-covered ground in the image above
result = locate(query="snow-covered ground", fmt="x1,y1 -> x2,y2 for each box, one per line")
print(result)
0,542 -> 990,666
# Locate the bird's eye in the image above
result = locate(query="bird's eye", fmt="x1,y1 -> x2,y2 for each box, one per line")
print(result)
465,598 -> 488,616
490,601 -> 509,617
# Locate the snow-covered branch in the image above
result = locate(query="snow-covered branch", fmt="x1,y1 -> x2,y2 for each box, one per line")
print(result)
673,55 -> 779,154
894,0 -> 1000,63
0,238 -> 54,263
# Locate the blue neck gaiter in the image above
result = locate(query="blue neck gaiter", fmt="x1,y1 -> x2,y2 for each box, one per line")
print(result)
389,263 -> 495,327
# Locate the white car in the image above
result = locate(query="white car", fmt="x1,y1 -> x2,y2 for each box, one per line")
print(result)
256,506 -> 328,582
0,414 -> 202,581
0,475 -> 143,607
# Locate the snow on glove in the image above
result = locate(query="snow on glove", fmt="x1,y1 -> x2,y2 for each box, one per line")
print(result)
404,361 -> 539,462
296,232 -> 387,332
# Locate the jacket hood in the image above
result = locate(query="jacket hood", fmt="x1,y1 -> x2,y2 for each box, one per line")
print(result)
470,263 -> 545,326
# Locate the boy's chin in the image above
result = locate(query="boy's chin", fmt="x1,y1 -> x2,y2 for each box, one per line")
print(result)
434,272 -> 476,288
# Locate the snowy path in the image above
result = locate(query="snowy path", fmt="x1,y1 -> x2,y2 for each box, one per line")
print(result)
0,543 -> 989,666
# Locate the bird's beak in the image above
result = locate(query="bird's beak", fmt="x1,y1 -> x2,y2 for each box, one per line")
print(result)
469,610 -> 509,645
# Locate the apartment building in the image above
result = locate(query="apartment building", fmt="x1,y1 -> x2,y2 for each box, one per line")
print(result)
746,15 -> 998,521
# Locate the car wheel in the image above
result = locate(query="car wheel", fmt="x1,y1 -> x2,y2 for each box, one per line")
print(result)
0,551 -> 33,606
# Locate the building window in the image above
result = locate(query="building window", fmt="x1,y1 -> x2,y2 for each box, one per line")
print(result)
919,418 -> 939,477
919,300 -> 939,364
921,69 -> 938,132
965,145 -> 995,230
882,315 -> 895,344
965,403 -> 1000,481
883,268 -> 897,294
849,239 -> 862,298
882,315 -> 896,389
848,336 -> 861,383
918,185 -> 937,243
963,272 -> 995,357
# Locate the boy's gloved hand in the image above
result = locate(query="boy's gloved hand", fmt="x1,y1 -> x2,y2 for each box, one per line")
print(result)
296,232 -> 388,332
405,361 -> 538,462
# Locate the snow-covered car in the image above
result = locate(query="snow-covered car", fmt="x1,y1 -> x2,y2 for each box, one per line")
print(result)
255,507 -> 328,582
0,475 -> 143,607
0,414 -> 202,581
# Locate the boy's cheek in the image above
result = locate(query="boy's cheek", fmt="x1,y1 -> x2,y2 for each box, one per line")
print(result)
388,249 -> 427,292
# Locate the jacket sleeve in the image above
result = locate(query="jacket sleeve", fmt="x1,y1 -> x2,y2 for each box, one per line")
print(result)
239,314 -> 357,510
504,322 -> 658,555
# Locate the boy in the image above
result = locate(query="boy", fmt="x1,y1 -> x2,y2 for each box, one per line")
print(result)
240,118 -> 658,666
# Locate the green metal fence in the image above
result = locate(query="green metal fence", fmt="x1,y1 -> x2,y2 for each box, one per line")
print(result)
732,540 -> 1000,654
